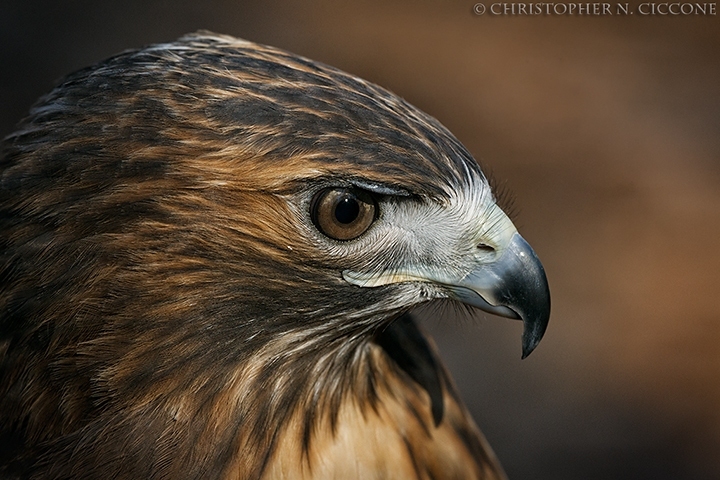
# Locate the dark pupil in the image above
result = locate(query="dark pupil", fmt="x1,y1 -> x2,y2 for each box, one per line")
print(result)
335,196 -> 360,224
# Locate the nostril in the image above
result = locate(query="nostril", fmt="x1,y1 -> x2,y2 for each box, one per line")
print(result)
477,243 -> 495,254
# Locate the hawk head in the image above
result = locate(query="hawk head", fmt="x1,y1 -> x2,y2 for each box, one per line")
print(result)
0,32 -> 549,478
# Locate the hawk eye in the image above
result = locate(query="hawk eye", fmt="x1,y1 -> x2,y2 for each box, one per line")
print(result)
311,188 -> 377,241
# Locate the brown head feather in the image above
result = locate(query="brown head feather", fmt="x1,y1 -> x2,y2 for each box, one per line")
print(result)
0,32 -> 505,479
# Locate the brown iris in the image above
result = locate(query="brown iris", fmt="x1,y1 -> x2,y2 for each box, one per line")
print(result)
311,188 -> 377,241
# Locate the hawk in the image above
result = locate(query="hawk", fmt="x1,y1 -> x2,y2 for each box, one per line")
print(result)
0,32 -> 550,479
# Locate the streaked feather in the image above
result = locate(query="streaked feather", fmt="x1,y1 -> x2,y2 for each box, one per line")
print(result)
1,32 -> 508,479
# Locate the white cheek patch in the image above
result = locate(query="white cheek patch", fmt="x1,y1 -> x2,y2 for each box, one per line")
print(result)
342,174 -> 518,292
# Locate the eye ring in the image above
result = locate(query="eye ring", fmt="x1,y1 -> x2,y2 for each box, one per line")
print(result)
311,188 -> 377,241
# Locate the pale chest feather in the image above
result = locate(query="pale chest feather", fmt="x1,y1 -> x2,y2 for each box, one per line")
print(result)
242,344 -> 507,480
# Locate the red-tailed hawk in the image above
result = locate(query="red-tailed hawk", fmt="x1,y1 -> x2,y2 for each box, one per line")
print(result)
0,32 -> 550,479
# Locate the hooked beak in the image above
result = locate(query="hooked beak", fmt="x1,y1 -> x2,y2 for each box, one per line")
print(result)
449,233 -> 550,358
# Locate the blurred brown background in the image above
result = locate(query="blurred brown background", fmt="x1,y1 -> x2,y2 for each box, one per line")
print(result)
1,1 -> 718,478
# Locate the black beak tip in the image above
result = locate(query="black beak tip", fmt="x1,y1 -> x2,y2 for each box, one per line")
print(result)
520,308 -> 550,359
521,334 -> 540,359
